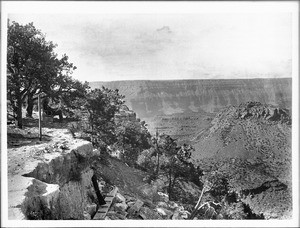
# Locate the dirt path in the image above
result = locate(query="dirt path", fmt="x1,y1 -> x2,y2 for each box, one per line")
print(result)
8,126 -> 77,177
7,118 -> 91,219
7,116 -> 89,178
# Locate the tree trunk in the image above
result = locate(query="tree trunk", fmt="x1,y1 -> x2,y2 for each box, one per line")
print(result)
156,151 -> 160,177
189,184 -> 207,219
26,94 -> 34,117
155,131 -> 160,177
9,73 -> 23,128
168,170 -> 173,201
16,96 -> 23,128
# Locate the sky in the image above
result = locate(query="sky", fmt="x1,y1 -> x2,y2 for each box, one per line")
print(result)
7,4 -> 294,82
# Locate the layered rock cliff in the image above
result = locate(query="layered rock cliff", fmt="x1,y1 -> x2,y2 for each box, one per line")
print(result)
89,78 -> 292,118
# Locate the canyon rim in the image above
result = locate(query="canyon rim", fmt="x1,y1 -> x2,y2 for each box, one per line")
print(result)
1,1 -> 299,227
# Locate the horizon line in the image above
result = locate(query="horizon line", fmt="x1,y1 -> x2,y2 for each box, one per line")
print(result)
88,77 -> 292,83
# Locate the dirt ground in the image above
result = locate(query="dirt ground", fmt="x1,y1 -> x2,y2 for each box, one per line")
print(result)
6,116 -> 153,201
7,117 -> 79,177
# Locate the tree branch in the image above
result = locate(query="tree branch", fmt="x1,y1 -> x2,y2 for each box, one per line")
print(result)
189,183 -> 208,219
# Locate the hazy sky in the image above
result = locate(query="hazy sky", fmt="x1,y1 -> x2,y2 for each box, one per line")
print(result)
8,8 -> 293,82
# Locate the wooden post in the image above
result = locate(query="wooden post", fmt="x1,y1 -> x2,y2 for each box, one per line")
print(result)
38,94 -> 42,141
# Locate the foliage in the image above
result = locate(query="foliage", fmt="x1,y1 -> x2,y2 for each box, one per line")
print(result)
138,133 -> 201,200
114,115 -> 151,166
7,20 -> 80,127
83,87 -> 125,149
137,148 -> 157,172
59,81 -> 90,119
193,173 -> 258,220
218,201 -> 248,219
206,173 -> 229,202
67,87 -> 151,164
159,136 -> 199,201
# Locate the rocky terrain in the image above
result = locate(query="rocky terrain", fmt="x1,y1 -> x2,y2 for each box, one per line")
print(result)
7,119 -> 97,220
7,118 -> 198,220
7,78 -> 293,221
191,102 -> 292,219
6,101 -> 293,220
90,78 -> 292,140
91,156 -> 197,220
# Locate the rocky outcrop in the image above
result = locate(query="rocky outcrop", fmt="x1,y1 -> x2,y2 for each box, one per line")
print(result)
8,129 -> 101,220
103,190 -> 190,220
237,101 -> 291,124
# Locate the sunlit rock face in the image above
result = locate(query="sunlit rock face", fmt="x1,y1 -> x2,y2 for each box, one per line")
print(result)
9,140 -> 100,220
89,78 -> 292,118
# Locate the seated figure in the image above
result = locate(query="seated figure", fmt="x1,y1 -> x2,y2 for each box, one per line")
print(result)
42,98 -> 63,121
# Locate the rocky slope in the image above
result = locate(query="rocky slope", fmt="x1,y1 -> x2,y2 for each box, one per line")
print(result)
92,156 -> 197,220
89,78 -> 292,118
191,102 -> 292,219
7,119 -> 197,221
7,120 -> 99,220
90,78 -> 292,140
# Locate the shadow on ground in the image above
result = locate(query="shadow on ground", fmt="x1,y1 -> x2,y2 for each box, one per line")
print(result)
7,117 -> 77,148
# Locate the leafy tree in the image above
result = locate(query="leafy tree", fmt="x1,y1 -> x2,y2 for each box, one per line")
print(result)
7,20 -> 77,127
159,136 -> 196,200
24,55 -> 79,118
139,133 -> 199,200
114,112 -> 151,166
151,130 -> 163,178
83,87 -> 125,150
137,148 -> 157,173
58,80 -> 90,118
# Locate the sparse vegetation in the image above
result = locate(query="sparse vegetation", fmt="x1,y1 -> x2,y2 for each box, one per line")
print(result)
137,133 -> 202,201
7,20 -> 292,221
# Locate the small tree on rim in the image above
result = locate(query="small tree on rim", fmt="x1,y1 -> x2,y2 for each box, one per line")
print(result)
84,87 -> 125,150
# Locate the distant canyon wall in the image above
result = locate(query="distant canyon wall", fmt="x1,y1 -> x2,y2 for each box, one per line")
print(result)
89,78 -> 292,119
